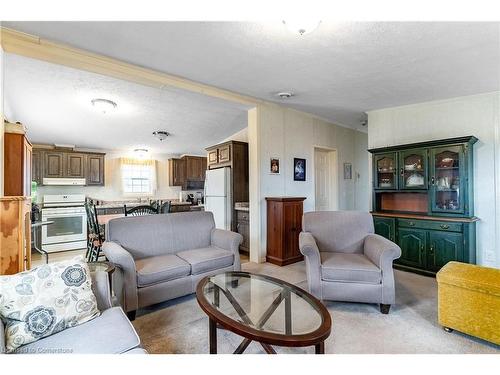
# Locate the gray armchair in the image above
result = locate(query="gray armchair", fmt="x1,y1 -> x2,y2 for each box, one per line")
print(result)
299,211 -> 401,314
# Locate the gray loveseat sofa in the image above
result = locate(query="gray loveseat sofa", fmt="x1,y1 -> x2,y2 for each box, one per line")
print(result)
299,211 -> 401,314
1,271 -> 146,354
103,211 -> 242,320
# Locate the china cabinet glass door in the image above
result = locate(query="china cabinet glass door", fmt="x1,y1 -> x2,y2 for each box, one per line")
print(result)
374,153 -> 397,190
430,145 -> 465,214
399,149 -> 427,190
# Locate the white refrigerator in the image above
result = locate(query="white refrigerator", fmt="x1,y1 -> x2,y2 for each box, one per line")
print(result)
204,167 -> 232,230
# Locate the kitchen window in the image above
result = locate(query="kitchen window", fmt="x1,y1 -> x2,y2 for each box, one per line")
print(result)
121,158 -> 157,195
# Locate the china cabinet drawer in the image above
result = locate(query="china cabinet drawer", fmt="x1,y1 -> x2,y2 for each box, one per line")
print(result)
398,218 -> 462,233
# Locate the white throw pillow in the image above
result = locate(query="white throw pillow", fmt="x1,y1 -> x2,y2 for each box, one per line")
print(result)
0,255 -> 100,353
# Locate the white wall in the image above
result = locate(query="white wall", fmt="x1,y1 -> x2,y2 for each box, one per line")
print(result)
367,91 -> 500,268
354,130 -> 370,211
35,150 -> 182,203
249,104 -> 369,262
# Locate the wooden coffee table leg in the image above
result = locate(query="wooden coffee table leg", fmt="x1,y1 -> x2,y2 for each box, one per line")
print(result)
315,341 -> 325,354
209,318 -> 217,354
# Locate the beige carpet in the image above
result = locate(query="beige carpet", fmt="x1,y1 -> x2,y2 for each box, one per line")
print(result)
132,260 -> 499,354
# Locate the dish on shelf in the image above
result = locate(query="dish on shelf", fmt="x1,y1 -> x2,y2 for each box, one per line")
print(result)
406,173 -> 424,186
439,157 -> 455,168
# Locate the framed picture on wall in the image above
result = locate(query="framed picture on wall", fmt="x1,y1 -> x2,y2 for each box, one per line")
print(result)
293,158 -> 306,181
344,163 -> 352,180
270,158 -> 280,174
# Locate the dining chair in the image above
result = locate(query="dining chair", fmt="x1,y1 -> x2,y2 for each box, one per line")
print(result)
85,202 -> 105,262
124,205 -> 159,216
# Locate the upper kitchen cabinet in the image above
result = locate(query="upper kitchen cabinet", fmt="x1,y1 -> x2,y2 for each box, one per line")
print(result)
66,153 -> 86,178
206,140 -> 247,170
44,151 -> 65,178
168,156 -> 206,189
4,122 -> 32,197
86,154 -> 105,185
32,147 -> 106,186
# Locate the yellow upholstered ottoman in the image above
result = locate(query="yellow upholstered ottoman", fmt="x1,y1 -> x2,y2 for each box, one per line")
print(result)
436,261 -> 500,345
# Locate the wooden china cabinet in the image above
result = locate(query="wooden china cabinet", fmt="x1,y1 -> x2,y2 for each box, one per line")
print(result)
369,136 -> 478,276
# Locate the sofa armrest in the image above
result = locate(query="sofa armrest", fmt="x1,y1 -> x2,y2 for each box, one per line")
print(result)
299,232 -> 322,299
0,319 -> 5,354
364,234 -> 401,271
102,241 -> 138,312
91,270 -> 113,311
211,229 -> 243,271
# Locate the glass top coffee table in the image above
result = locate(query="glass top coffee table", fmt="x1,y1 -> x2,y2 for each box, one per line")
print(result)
196,271 -> 331,354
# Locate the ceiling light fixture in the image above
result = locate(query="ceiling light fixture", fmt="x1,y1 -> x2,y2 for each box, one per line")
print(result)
276,92 -> 294,99
134,148 -> 149,160
282,19 -> 321,36
152,130 -> 171,141
91,98 -> 117,114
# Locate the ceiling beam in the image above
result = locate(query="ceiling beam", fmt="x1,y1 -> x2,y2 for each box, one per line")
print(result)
0,27 -> 261,107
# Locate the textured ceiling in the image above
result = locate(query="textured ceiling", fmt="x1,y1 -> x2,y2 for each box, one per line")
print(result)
3,21 -> 500,130
3,53 -> 250,154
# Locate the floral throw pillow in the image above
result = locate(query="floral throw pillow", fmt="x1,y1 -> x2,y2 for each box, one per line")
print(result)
0,256 -> 100,353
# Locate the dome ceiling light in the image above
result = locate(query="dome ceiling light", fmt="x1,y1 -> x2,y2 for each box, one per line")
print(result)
275,92 -> 294,99
282,19 -> 321,36
134,148 -> 149,159
152,130 -> 171,141
91,98 -> 117,114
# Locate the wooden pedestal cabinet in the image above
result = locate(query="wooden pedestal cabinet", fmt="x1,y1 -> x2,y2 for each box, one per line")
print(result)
0,197 -> 31,275
265,197 -> 306,266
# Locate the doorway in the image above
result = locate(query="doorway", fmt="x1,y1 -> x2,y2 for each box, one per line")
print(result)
314,147 -> 338,211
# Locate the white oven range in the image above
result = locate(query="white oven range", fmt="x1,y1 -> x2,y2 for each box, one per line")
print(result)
41,194 -> 87,253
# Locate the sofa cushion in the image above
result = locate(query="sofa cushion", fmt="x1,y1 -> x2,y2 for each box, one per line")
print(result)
0,256 -> 100,353
321,252 -> 382,284
135,255 -> 191,287
12,307 -> 139,354
107,212 -> 216,259
177,246 -> 234,275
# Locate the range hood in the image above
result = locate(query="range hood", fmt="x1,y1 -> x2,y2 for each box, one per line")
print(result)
42,178 -> 86,186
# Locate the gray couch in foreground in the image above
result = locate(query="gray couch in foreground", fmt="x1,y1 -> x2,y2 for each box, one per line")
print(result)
299,211 -> 401,314
103,211 -> 242,320
1,271 -> 145,354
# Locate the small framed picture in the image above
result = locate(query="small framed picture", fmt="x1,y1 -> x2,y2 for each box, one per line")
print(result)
293,158 -> 306,181
270,157 -> 280,174
344,162 -> 352,180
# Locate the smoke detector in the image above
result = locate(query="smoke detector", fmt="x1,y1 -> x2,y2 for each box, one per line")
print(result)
276,92 -> 294,99
152,130 -> 170,141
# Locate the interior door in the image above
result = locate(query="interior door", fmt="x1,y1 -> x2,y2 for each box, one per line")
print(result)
315,149 -> 331,211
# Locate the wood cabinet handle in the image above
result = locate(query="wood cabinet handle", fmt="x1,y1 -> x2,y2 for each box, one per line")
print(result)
400,168 -> 404,177
420,244 -> 424,252
408,221 -> 415,226
429,245 -> 434,254
440,224 -> 450,230
431,176 -> 435,185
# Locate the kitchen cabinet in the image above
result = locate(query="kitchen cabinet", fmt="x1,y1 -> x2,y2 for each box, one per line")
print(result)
87,154 -> 105,185
169,158 -> 185,187
33,147 -> 106,186
265,197 -> 305,266
206,141 -> 243,169
44,151 -> 65,178
168,156 -> 207,188
66,153 -> 86,178
370,136 -> 477,276
236,210 -> 250,254
32,149 -> 43,185
4,122 -> 32,197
